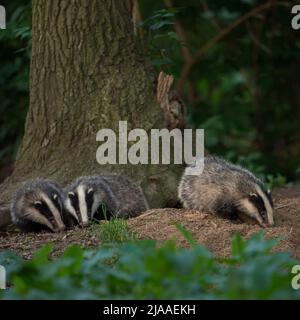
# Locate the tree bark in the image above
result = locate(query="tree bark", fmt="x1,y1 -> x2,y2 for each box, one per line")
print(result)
0,0 -> 183,228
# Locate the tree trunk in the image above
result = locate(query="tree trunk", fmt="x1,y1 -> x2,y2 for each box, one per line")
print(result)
0,0 -> 183,228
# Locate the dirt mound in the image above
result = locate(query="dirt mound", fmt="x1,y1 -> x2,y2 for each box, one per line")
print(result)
0,188 -> 299,259
129,188 -> 300,258
0,226 -> 101,259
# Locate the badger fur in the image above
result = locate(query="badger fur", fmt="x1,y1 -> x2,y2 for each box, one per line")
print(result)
64,175 -> 149,227
11,179 -> 67,233
178,156 -> 274,227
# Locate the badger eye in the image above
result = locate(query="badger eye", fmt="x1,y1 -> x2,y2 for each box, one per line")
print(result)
68,192 -> 76,199
52,193 -> 61,205
33,201 -> 43,209
249,193 -> 258,198
87,188 -> 94,195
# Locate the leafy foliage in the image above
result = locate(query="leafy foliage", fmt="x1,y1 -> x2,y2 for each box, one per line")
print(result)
0,1 -> 31,163
0,228 -> 299,300
140,8 -> 182,71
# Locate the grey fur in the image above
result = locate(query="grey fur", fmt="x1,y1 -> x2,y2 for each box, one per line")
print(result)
11,179 -> 66,233
178,156 -> 274,227
64,175 -> 149,226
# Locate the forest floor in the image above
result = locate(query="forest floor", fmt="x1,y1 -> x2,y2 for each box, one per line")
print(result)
0,188 -> 299,260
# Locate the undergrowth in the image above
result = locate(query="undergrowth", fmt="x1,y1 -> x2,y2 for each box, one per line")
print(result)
0,225 -> 299,299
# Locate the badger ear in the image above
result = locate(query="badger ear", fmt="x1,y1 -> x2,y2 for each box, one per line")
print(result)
87,188 -> 94,194
267,189 -> 271,194
68,192 -> 75,197
53,193 -> 58,200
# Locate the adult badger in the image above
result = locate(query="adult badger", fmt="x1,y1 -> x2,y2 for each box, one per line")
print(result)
64,175 -> 149,227
11,179 -> 67,232
178,156 -> 274,227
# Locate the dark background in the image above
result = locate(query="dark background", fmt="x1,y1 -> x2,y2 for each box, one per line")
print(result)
0,0 -> 299,187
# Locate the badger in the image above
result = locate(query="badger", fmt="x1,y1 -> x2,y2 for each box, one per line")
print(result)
64,175 -> 149,227
178,156 -> 274,227
11,179 -> 67,233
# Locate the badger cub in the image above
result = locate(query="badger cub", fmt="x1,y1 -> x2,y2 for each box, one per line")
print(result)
65,175 -> 149,227
178,156 -> 274,227
11,179 -> 67,233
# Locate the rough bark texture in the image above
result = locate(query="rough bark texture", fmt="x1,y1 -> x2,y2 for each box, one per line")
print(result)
0,0 -> 183,227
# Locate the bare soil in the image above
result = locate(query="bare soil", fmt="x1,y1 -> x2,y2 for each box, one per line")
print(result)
0,188 -> 299,259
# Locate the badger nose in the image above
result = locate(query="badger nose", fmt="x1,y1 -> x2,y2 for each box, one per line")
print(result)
259,221 -> 267,228
267,221 -> 275,227
81,221 -> 90,227
55,225 -> 66,232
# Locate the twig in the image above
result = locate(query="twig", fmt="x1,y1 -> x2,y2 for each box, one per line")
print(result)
201,0 -> 221,32
210,221 -> 218,228
275,203 -> 294,210
177,1 -> 291,94
163,0 -> 197,105
246,20 -> 272,55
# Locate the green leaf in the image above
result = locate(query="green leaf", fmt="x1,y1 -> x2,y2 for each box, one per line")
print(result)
31,244 -> 53,266
176,223 -> 197,246
150,21 -> 174,31
231,234 -> 245,258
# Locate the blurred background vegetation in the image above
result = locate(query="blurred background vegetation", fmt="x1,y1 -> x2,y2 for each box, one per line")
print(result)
0,0 -> 299,187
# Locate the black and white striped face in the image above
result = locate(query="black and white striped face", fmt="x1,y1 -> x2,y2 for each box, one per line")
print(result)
239,185 -> 274,227
65,185 -> 95,227
30,191 -> 66,232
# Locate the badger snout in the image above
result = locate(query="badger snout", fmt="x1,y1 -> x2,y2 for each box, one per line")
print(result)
260,210 -> 275,228
53,225 -> 66,232
266,220 -> 275,228
81,221 -> 90,228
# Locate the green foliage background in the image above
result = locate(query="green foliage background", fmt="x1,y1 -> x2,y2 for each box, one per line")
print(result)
0,0 -> 300,186
0,1 -> 30,164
